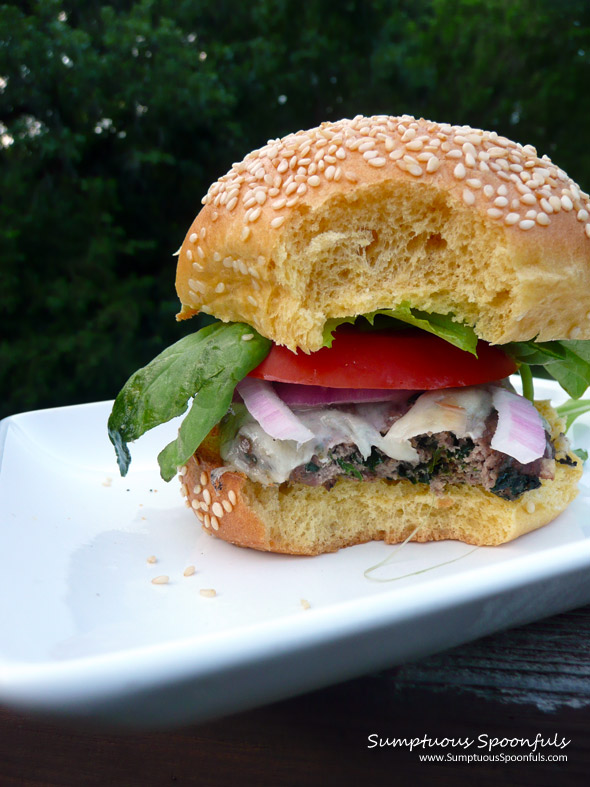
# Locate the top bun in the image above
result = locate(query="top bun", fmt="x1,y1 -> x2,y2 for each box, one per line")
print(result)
175,114 -> 590,352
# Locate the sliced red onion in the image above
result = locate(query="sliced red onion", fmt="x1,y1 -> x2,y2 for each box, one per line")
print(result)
490,387 -> 546,464
236,377 -> 314,444
273,382 -> 417,407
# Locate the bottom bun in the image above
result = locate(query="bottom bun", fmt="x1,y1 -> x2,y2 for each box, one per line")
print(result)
180,401 -> 582,555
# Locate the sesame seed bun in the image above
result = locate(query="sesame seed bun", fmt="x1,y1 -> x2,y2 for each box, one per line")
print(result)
181,401 -> 581,554
176,114 -> 590,352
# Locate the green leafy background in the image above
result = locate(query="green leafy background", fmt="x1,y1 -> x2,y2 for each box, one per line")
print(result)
2,0 -> 590,419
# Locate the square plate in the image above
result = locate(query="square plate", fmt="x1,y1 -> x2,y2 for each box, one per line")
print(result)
1,380 -> 590,728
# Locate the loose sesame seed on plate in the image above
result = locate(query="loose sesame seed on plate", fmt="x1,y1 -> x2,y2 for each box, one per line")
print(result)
147,555 -> 157,564
200,588 -> 217,598
151,575 -> 169,585
184,565 -> 196,577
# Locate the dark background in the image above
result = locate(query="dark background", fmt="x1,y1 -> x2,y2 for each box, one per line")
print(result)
2,0 -> 590,419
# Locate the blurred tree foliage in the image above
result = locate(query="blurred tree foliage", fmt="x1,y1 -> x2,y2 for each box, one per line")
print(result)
0,0 -> 589,417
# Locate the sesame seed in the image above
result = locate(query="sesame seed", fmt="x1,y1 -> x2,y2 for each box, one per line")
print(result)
228,490 -> 237,505
504,213 -> 520,225
271,216 -> 285,228
549,196 -> 562,212
222,499 -> 233,513
180,483 -> 188,497
189,233 -> 198,243
308,175 -> 321,187
151,575 -> 169,585
540,198 -> 553,214
191,499 -> 200,510
466,178 -> 481,189
525,500 -> 536,514
211,516 -> 220,530
200,472 -> 208,486
426,156 -> 441,173
405,139 -> 423,151
241,333 -> 254,341
577,209 -> 589,222
462,188 -> 475,206
186,249 -> 193,262
369,157 -> 387,168
487,208 -> 502,219
211,502 -> 224,517
247,295 -> 258,306
561,195 -> 574,211
215,282 -> 225,293
520,193 -> 537,206
195,509 -> 204,522
147,555 -> 157,564
184,566 -> 196,577
247,207 -> 261,222
204,513 -> 211,528
494,196 -> 508,207
193,484 -> 201,494
586,224 -> 590,238
203,488 -> 211,505
241,227 -> 251,241
301,599 -> 311,610
483,185 -> 494,198
200,588 -> 217,598
519,219 -> 535,230
188,278 -> 205,293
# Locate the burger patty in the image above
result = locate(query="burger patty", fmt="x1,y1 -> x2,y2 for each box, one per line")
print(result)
286,412 -> 556,501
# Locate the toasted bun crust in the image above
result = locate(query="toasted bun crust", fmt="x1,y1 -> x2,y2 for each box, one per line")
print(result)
176,115 -> 590,352
180,402 -> 582,555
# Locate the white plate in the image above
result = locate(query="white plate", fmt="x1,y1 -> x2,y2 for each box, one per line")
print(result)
1,380 -> 590,728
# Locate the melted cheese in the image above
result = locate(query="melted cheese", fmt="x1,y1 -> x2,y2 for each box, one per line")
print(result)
222,404 -> 418,485
222,387 -> 495,486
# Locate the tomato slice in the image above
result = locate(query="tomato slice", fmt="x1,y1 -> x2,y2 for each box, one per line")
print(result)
248,327 -> 517,389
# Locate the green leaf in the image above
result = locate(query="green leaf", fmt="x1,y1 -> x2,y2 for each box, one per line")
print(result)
574,448 -> 588,462
321,303 -> 479,354
108,322 -> 271,478
505,340 -> 590,399
556,398 -> 590,431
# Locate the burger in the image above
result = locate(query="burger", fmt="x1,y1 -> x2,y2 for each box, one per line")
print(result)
108,114 -> 590,555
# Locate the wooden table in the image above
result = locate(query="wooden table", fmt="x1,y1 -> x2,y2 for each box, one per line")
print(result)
2,605 -> 589,786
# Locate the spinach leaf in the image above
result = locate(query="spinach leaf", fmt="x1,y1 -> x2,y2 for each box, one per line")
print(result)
556,398 -> 590,431
322,303 -> 478,354
505,340 -> 590,399
108,322 -> 271,480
